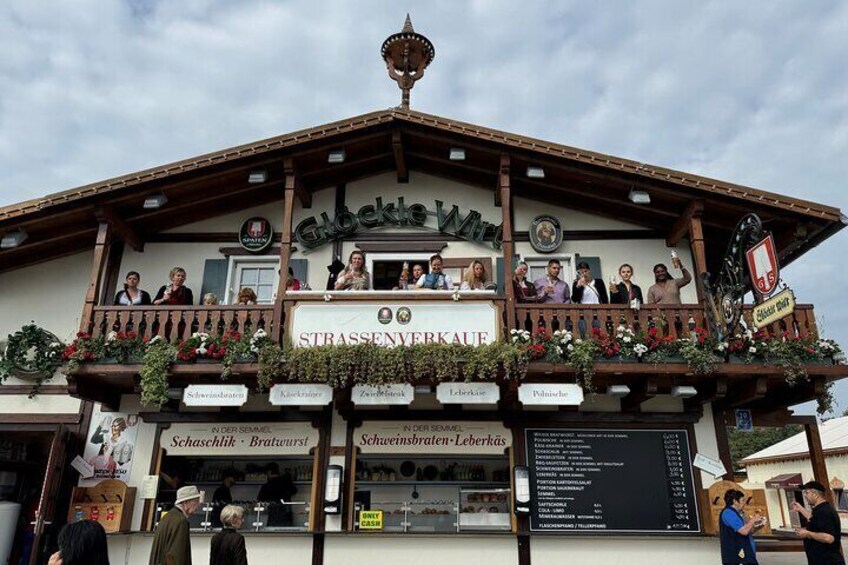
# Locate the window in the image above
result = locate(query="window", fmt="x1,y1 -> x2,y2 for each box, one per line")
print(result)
836,489 -> 848,511
225,258 -> 279,304
522,254 -> 576,284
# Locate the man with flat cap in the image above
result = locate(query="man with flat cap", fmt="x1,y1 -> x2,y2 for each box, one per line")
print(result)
791,480 -> 845,564
150,485 -> 202,565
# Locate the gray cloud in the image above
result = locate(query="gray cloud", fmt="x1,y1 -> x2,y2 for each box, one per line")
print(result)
1,0 -> 846,410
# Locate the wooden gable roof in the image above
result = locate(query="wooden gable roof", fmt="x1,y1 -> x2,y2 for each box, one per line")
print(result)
0,108 -> 844,273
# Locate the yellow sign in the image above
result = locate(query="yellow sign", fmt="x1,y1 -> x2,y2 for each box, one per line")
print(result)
752,289 -> 796,328
359,510 -> 384,530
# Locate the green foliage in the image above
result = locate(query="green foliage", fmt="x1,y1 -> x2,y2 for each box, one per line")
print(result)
139,339 -> 175,407
0,324 -> 64,396
727,425 -> 803,472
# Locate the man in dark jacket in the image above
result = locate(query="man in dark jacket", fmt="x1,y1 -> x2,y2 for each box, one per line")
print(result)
257,463 -> 297,528
210,505 -> 248,565
150,485 -> 201,565
792,481 -> 845,565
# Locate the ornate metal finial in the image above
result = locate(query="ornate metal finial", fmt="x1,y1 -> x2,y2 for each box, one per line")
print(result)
381,15 -> 435,109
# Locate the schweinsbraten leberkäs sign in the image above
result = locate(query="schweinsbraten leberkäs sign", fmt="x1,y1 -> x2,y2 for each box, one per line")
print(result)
239,216 -> 274,253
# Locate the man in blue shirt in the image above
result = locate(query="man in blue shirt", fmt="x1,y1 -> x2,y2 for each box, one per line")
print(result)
720,489 -> 764,564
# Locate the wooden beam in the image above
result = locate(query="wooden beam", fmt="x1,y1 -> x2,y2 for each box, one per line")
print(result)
684,377 -> 727,408
711,403 -> 734,480
79,222 -> 111,334
666,198 -> 704,247
392,129 -> 409,183
721,377 -> 768,409
95,205 -> 144,251
689,213 -> 707,301
500,154 -> 516,319
805,421 -> 833,501
620,378 -> 658,411
275,157 -> 297,341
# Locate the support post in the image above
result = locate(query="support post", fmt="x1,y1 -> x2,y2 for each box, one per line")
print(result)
79,222 -> 112,334
712,406 -> 734,481
274,158 -> 297,342
689,213 -> 707,302
499,154 -> 515,327
805,420 -> 833,501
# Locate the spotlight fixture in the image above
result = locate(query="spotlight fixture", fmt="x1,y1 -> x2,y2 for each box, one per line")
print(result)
526,166 -> 545,179
628,189 -> 651,204
449,148 -> 466,161
671,385 -> 698,399
248,169 -> 268,184
0,229 -> 28,249
328,149 -> 346,164
607,385 -> 631,397
143,194 -> 168,210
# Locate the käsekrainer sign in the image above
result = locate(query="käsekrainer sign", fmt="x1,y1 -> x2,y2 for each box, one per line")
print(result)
290,302 -> 499,348
160,422 -> 319,456
355,421 -> 511,454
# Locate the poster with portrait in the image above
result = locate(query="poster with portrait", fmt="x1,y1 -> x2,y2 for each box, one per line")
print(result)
80,404 -> 139,486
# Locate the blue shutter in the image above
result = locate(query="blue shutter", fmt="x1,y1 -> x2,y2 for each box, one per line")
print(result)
200,259 -> 228,303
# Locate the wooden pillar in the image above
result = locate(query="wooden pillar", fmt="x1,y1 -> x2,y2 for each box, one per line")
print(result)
688,213 -> 707,302
499,154 -> 515,328
805,421 -> 833,501
712,406 -> 734,480
274,158 -> 297,342
79,221 -> 112,334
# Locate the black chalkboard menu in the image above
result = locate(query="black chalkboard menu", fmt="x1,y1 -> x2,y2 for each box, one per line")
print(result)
525,428 -> 700,533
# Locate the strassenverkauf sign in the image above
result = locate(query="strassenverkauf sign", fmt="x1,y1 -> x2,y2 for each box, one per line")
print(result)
290,302 -> 499,348
355,421 -> 511,455
160,422 -> 319,456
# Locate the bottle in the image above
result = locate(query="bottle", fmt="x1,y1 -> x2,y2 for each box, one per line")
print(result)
74,505 -> 84,522
400,262 -> 410,290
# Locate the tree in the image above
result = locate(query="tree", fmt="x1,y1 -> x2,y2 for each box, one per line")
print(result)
728,425 -> 803,472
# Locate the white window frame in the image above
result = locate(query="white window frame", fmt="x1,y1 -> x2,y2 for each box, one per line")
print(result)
224,256 -> 280,305
520,253 -> 576,285
365,252 -> 435,287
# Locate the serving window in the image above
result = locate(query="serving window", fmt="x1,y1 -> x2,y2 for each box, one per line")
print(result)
351,421 -> 514,533
153,422 -> 320,533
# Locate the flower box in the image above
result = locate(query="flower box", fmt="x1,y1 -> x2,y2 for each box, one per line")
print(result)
597,355 -> 638,364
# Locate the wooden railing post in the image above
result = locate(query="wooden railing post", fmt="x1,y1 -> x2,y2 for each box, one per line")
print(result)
79,222 -> 112,334
689,213 -> 707,303
499,154 -> 515,329
274,158 -> 298,343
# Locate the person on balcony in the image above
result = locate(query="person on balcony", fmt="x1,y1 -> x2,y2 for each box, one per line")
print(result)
416,254 -> 454,290
609,264 -> 644,307
460,260 -> 488,290
513,262 -> 541,303
202,293 -> 219,305
533,259 -> 571,303
236,288 -> 257,305
286,267 -> 302,291
572,261 -> 609,304
114,271 -> 151,305
334,250 -> 371,290
647,258 -> 691,304
153,267 -> 195,305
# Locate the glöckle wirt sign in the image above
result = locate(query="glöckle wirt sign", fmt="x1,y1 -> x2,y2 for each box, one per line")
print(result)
355,421 -> 511,454
290,301 -> 499,348
160,422 -> 319,456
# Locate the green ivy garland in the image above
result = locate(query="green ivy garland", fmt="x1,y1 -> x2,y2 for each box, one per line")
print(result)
0,324 -> 64,397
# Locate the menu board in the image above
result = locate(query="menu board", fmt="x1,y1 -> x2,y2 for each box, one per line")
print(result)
525,428 -> 700,533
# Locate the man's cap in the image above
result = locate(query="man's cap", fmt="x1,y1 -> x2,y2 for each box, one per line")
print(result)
175,485 -> 202,505
801,480 -> 827,493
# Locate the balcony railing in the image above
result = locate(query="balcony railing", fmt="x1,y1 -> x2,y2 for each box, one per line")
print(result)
83,298 -> 819,346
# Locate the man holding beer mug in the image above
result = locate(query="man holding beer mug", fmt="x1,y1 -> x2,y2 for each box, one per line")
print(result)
533,259 -> 571,304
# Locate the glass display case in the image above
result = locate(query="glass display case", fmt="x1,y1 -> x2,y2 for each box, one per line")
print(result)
458,488 -> 511,531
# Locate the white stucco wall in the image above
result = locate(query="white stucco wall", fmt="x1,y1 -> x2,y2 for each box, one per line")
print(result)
324,535 -> 519,565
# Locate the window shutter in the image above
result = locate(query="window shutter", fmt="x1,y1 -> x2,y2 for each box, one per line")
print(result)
200,259 -> 228,303
494,256 -> 520,293
289,259 -> 308,287
575,255 -> 603,281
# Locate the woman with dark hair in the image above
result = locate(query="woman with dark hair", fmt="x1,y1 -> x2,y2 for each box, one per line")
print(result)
334,250 -> 371,290
719,489 -> 763,564
153,266 -> 195,305
113,271 -> 151,305
608,264 -> 644,307
48,520 -> 110,565
512,262 -> 540,303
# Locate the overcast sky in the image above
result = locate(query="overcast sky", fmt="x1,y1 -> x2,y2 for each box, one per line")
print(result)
1,1 -> 847,415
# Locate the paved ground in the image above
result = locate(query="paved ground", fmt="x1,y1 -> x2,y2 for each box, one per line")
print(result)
759,539 -> 847,564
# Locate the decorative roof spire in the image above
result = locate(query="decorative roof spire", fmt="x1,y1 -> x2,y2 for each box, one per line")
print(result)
381,15 -> 435,109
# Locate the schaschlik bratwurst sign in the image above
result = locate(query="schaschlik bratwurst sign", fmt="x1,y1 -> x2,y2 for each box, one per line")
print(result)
294,197 -> 504,249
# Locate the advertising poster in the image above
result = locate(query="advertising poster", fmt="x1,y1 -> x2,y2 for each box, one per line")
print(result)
80,404 -> 139,486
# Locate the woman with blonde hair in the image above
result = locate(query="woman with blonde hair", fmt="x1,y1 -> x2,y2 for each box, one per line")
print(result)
334,250 -> 371,290
209,504 -> 248,565
460,260 -> 488,290
153,266 -> 194,305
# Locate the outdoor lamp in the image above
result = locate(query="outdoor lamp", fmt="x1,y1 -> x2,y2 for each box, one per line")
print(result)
0,229 -> 28,249
628,189 -> 651,204
449,147 -> 466,161
513,465 -> 531,514
328,149 -> 346,163
526,166 -> 545,179
671,385 -> 698,399
324,464 -> 343,514
607,384 -> 631,397
248,169 -> 268,184
142,194 -> 168,210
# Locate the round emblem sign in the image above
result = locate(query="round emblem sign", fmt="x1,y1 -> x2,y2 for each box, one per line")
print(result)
396,307 -> 412,325
239,217 -> 274,253
377,307 -> 393,325
529,215 -> 562,253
